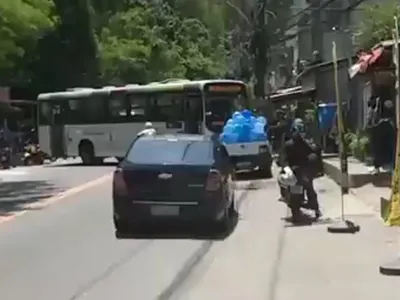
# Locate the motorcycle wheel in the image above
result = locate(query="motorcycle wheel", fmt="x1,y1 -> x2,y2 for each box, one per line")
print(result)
1,163 -> 10,169
24,157 -> 34,166
288,193 -> 303,223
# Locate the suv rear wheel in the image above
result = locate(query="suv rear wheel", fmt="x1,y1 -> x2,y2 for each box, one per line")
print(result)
114,217 -> 133,238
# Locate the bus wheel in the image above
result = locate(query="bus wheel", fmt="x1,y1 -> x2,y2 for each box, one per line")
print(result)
79,141 -> 95,165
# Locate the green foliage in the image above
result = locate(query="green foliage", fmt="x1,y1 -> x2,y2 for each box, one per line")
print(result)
0,0 -> 55,70
0,0 -> 261,89
357,1 -> 400,49
27,0 -> 99,89
345,131 -> 370,162
98,2 -> 228,83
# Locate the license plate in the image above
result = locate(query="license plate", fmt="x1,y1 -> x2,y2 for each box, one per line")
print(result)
290,185 -> 303,194
237,162 -> 251,168
150,205 -> 179,216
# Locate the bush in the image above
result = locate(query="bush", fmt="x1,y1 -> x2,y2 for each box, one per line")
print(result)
345,131 -> 370,161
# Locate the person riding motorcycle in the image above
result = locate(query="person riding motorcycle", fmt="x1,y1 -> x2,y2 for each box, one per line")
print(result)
279,119 -> 321,221
137,122 -> 156,138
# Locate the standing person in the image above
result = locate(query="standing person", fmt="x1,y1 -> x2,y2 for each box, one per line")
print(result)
270,109 -> 290,153
137,122 -> 156,138
380,99 -> 396,170
365,96 -> 382,174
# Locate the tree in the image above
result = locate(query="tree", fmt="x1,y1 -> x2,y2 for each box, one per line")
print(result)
357,1 -> 400,49
0,0 -> 235,89
30,0 -> 99,90
98,2 -> 228,84
0,0 -> 54,78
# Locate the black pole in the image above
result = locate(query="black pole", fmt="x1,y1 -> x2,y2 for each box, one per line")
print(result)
252,0 -> 268,100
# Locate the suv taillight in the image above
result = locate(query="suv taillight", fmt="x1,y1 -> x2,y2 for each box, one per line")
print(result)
205,169 -> 222,191
113,168 -> 128,196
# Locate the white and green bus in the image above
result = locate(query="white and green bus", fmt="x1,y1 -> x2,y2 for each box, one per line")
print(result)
37,79 -> 249,164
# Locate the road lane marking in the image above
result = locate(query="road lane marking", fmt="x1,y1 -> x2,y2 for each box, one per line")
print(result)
0,173 -> 113,224
0,211 -> 27,224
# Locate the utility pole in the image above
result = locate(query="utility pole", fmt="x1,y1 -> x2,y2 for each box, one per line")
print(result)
252,0 -> 268,100
310,0 -> 323,62
393,16 -> 400,126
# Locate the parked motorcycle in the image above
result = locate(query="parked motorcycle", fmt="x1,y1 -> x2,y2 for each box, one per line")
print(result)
23,144 -> 44,166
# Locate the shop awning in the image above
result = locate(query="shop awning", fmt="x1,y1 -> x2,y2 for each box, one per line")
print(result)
269,86 -> 315,104
348,47 -> 384,78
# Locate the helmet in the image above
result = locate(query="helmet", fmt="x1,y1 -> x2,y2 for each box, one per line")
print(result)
291,118 -> 306,138
144,122 -> 153,129
277,167 -> 297,187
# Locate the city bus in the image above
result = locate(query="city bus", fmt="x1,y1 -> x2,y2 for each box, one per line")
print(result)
37,79 -> 249,164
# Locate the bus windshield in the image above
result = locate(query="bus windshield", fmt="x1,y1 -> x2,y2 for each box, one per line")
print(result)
204,83 -> 248,133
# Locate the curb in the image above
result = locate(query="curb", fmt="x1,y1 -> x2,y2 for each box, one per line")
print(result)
380,196 -> 390,220
323,159 -> 391,220
323,160 -> 391,188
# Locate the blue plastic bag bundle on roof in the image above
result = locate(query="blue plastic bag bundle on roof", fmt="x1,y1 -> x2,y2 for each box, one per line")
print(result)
219,109 -> 268,144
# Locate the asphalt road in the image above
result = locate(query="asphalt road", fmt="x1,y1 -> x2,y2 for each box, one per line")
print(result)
0,158 -> 115,217
0,164 -> 398,300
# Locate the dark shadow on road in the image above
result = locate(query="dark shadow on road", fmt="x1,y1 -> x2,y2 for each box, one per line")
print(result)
116,211 -> 239,241
0,180 -> 64,217
235,178 -> 276,191
45,161 -> 118,168
235,171 -> 272,181
282,213 -> 334,227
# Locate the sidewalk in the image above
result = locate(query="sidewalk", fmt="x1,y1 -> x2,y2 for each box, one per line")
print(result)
277,178 -> 399,300
177,176 -> 399,300
323,156 -> 392,218
323,156 -> 391,188
276,208 -> 399,300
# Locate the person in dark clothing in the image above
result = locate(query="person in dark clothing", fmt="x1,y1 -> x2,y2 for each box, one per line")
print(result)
366,96 -> 381,173
381,99 -> 395,169
269,110 -> 291,153
280,119 -> 321,220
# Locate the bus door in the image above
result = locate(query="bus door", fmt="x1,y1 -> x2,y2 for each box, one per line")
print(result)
183,94 -> 203,134
157,93 -> 202,134
50,103 -> 66,158
159,95 -> 184,134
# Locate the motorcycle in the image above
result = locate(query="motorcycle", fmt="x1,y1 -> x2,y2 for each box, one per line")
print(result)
23,144 -> 45,165
278,166 -> 308,222
0,147 -> 11,169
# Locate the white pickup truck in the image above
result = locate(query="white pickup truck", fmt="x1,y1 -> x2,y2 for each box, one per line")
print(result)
224,140 -> 273,178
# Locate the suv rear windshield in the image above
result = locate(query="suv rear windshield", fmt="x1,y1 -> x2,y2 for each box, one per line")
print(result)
126,139 -> 212,164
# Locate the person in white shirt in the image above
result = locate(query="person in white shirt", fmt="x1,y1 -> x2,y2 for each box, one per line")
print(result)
137,122 -> 156,137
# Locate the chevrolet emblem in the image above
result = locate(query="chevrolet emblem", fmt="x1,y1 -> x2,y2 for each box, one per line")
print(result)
158,173 -> 172,179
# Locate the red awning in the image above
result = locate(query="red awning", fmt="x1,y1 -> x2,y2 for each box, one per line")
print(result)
369,47 -> 384,64
348,47 -> 384,78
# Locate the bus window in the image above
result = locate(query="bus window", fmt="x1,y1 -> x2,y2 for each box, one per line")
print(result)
84,96 -> 106,123
39,102 -> 52,125
108,95 -> 128,122
127,94 -> 149,122
205,97 -> 233,132
53,103 -> 64,125
204,83 -> 248,133
68,99 -> 82,123
155,94 -> 184,122
184,95 -> 202,133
